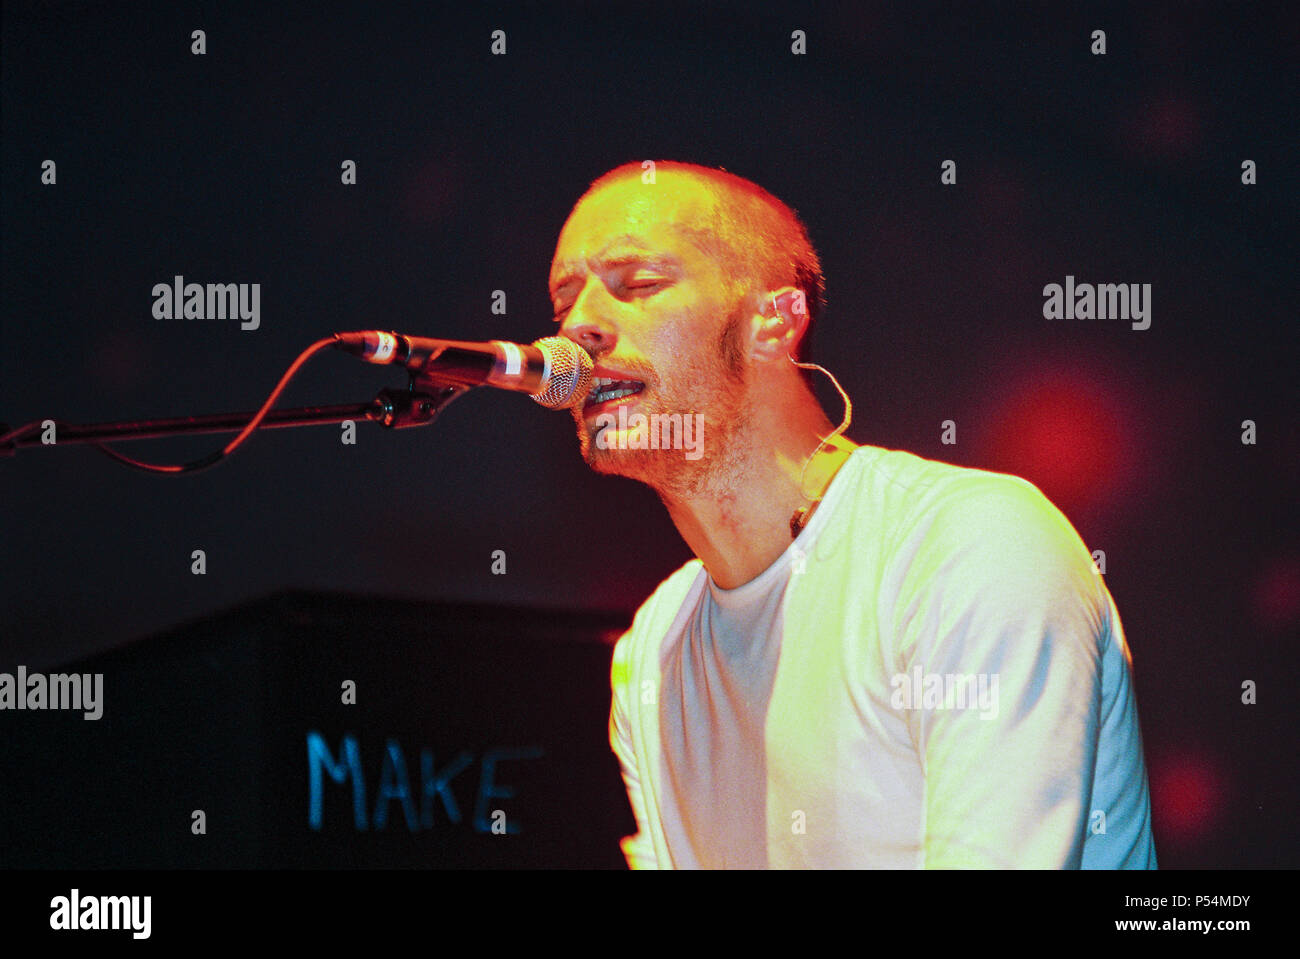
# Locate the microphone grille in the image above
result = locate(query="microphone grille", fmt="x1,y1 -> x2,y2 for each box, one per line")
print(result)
531,337 -> 593,409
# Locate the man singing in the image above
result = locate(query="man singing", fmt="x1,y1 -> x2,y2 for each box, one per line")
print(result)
549,160 -> 1156,868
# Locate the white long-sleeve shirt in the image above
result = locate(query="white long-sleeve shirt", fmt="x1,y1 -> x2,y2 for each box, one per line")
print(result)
609,445 -> 1157,868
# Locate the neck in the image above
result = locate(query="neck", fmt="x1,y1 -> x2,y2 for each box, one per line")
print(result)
657,388 -> 857,590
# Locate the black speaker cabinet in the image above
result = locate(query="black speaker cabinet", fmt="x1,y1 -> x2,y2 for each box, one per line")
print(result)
0,591 -> 634,868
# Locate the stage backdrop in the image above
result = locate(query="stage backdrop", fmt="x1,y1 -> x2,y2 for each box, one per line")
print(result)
0,591 -> 634,869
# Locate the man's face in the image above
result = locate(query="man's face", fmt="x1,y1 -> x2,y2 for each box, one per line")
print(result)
549,173 -> 753,493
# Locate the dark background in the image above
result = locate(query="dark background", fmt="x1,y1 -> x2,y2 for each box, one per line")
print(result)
2,2 -> 1296,868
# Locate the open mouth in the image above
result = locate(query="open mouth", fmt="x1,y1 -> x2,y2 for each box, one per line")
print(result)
585,377 -> 646,409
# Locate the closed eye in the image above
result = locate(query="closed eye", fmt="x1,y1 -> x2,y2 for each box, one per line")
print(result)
624,276 -> 667,292
552,274 -> 670,320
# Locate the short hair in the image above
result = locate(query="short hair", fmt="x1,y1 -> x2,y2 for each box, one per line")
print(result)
580,161 -> 825,363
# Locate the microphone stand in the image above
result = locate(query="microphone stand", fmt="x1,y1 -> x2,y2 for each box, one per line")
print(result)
0,376 -> 469,457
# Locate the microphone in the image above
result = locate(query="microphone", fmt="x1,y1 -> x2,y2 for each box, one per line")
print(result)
332,332 -> 593,409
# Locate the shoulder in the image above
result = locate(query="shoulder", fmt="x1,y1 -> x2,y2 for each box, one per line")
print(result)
863,450 -> 1109,654
831,446 -> 1092,560
862,448 -> 1095,570
610,559 -> 704,693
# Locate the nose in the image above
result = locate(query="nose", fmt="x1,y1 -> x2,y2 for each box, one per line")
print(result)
559,286 -> 618,357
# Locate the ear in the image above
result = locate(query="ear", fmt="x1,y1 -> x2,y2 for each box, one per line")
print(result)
750,286 -> 811,364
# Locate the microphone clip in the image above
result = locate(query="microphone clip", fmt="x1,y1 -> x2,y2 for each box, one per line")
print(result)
370,380 -> 470,429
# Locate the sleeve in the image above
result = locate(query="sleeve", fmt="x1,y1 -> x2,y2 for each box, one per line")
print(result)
1082,590 -> 1158,869
893,474 -> 1106,868
609,631 -> 660,869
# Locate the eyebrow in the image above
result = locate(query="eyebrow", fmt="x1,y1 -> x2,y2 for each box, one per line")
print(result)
549,235 -> 681,294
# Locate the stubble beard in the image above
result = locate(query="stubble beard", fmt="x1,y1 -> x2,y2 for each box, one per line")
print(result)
573,302 -> 755,501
